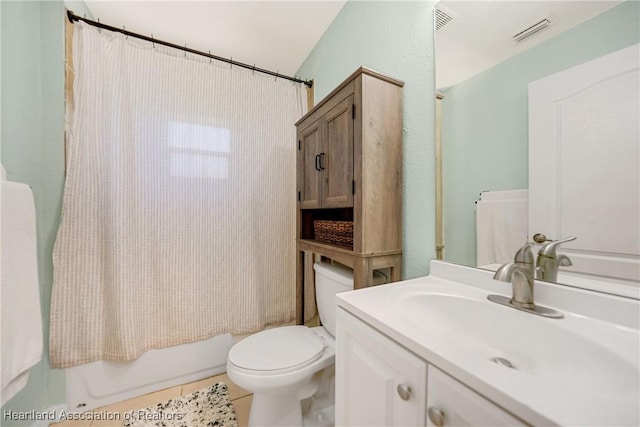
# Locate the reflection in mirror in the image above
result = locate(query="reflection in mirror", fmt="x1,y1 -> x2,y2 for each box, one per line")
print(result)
435,1 -> 640,298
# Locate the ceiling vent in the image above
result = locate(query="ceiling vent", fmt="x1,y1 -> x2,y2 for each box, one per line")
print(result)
512,18 -> 551,43
435,4 -> 458,32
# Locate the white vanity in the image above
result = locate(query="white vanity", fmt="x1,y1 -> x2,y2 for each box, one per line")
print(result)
335,261 -> 639,426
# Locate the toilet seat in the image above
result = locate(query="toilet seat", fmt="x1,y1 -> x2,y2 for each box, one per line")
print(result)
228,326 -> 326,375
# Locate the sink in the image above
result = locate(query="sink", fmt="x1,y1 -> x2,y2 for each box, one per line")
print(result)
337,261 -> 640,426
394,287 -> 640,395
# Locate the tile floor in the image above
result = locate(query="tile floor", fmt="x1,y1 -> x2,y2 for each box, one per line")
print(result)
50,373 -> 252,427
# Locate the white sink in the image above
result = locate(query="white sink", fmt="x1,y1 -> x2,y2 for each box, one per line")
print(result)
395,289 -> 639,395
336,261 -> 640,426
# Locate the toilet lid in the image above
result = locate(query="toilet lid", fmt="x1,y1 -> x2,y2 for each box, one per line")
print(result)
228,326 -> 325,374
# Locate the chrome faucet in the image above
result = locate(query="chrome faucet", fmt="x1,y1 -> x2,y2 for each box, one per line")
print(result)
492,243 -> 536,309
535,236 -> 577,282
488,242 -> 564,318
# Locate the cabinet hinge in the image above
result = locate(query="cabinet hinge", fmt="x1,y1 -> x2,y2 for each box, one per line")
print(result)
297,191 -> 301,201
298,140 -> 301,150
352,180 -> 355,195
352,104 -> 356,119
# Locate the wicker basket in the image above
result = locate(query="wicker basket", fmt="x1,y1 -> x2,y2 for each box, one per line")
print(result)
314,220 -> 354,247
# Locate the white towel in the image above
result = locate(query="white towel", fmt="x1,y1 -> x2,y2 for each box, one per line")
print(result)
476,198 -> 528,266
1,179 -> 43,406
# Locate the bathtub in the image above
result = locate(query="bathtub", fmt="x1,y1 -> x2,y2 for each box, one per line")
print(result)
66,333 -> 234,411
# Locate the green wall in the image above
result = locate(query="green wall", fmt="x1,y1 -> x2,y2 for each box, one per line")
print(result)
5,0 -> 634,417
1,0 -> 67,420
442,1 -> 640,267
297,1 -> 437,279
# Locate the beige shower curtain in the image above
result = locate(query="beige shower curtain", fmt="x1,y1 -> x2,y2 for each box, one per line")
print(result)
50,22 -> 306,368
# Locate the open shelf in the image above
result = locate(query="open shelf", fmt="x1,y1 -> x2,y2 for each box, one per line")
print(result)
300,208 -> 354,250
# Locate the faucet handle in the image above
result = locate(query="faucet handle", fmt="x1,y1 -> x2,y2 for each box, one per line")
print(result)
538,236 -> 577,258
532,233 -> 549,244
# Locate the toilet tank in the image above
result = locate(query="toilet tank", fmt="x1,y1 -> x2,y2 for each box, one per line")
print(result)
313,262 -> 354,337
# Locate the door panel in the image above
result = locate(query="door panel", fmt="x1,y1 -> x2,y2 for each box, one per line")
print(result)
299,120 -> 322,209
336,308 -> 427,427
529,44 -> 639,282
323,95 -> 354,208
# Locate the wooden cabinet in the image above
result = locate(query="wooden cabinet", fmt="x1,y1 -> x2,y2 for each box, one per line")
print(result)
336,308 -> 528,427
296,67 -> 404,323
336,308 -> 427,427
299,119 -> 323,208
299,95 -> 354,209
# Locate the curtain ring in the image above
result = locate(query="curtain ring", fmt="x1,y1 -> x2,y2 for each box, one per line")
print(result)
252,64 -> 256,75
123,25 -> 127,40
230,57 -> 233,69
151,34 -> 155,48
275,71 -> 279,81
209,50 -> 212,64
184,44 -> 187,57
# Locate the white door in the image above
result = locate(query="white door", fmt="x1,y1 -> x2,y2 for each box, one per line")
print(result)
335,308 -> 427,427
528,43 -> 640,282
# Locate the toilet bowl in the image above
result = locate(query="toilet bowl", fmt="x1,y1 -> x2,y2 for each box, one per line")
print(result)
226,262 -> 364,427
227,325 -> 335,426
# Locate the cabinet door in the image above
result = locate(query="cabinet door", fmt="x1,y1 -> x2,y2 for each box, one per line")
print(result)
426,366 -> 526,427
322,95 -> 354,208
298,120 -> 322,209
336,308 -> 427,427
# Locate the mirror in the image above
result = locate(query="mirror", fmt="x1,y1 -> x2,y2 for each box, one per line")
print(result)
435,1 -> 639,298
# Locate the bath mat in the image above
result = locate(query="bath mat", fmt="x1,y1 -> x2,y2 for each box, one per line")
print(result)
123,382 -> 238,427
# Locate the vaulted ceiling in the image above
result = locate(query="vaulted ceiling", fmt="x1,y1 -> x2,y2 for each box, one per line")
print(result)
83,1 -> 347,77
81,1 -> 623,89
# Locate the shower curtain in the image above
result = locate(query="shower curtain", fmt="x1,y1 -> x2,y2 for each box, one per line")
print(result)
50,22 -> 307,368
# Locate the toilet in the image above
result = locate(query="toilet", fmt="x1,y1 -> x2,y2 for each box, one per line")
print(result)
226,262 -> 366,427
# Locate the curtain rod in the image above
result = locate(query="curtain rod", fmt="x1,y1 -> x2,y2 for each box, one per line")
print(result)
66,10 -> 313,88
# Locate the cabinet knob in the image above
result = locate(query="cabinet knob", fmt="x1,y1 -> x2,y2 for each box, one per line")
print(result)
427,407 -> 445,427
396,384 -> 412,401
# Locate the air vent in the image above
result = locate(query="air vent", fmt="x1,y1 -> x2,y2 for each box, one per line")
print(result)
512,18 -> 551,43
435,4 -> 458,32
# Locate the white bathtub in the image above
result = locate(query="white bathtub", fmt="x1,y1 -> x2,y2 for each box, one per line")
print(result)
66,333 -> 234,411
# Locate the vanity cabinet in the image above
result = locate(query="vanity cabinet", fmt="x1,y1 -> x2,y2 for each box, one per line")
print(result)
336,307 -> 528,427
335,307 -> 427,426
296,67 -> 404,323
426,366 -> 526,427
